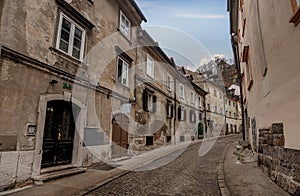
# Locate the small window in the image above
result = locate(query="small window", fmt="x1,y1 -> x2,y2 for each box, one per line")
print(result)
179,84 -> 184,99
190,110 -> 196,123
167,74 -> 172,91
190,91 -> 195,104
178,106 -> 186,121
56,13 -> 86,61
146,55 -> 154,78
214,89 -> 217,97
206,86 -> 210,92
199,113 -> 202,121
198,97 -> 201,108
229,111 -> 232,117
229,101 -> 231,106
117,57 -> 129,86
219,92 -> 222,99
143,90 -> 156,113
119,11 -> 131,39
207,103 -> 210,111
243,46 -> 253,90
166,101 -> 173,118
214,106 -> 217,113
146,135 -> 153,146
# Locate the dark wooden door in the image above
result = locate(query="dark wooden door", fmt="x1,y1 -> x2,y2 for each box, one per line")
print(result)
112,114 -> 128,158
41,101 -> 75,168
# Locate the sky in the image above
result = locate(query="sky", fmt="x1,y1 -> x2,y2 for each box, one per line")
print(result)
135,0 -> 233,71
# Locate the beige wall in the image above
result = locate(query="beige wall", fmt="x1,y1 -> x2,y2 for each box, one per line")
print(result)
238,0 -> 300,150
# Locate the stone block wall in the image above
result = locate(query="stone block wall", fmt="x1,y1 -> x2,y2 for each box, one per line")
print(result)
258,123 -> 300,195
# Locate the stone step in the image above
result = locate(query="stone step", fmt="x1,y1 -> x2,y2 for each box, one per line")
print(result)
34,168 -> 87,184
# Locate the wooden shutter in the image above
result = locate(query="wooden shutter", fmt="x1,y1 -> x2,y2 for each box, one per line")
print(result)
143,90 -> 148,111
178,106 -> 182,120
152,95 -> 157,113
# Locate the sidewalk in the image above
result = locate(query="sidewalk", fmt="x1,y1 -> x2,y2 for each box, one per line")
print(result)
6,140 -> 197,196
223,142 -> 290,196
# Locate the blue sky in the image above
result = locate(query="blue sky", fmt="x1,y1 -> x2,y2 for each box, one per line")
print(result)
135,0 -> 232,70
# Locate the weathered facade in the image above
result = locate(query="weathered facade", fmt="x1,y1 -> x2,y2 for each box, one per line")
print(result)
0,0 -> 146,190
228,0 -> 300,194
225,90 -> 242,134
0,0 -> 208,190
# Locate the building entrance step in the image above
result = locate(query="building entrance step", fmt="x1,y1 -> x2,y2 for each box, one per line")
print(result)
33,167 -> 87,184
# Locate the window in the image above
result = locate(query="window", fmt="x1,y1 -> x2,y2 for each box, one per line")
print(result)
207,103 -> 210,111
179,84 -> 184,99
220,107 -> 223,115
206,86 -> 210,92
166,101 -> 173,118
198,97 -> 201,108
243,46 -> 253,90
167,74 -> 172,91
190,110 -> 196,123
219,92 -> 222,99
199,113 -> 202,121
290,0 -> 300,25
214,88 -> 217,97
190,91 -> 195,104
119,11 -> 131,39
229,111 -> 232,117
143,90 -> 156,113
56,13 -> 86,61
178,106 -> 186,121
233,102 -> 235,107
146,55 -> 154,78
229,101 -> 231,106
214,106 -> 217,113
117,57 -> 129,86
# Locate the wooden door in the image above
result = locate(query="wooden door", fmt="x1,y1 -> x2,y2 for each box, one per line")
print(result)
41,101 -> 75,168
111,114 -> 129,158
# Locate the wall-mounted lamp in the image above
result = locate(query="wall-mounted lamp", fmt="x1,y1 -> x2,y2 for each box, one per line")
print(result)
49,79 -> 58,86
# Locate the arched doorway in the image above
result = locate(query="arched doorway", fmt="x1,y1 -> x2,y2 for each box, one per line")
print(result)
198,122 -> 204,139
41,101 -> 78,168
111,113 -> 129,158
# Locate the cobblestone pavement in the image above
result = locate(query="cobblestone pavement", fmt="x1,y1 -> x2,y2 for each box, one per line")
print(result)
86,135 -> 240,196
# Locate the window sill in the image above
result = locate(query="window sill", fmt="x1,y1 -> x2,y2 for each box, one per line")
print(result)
115,81 -> 130,91
117,28 -> 132,45
290,7 -> 300,26
50,47 -> 84,65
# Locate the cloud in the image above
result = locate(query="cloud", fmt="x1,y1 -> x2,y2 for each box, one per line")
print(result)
174,14 -> 226,19
199,54 -> 226,66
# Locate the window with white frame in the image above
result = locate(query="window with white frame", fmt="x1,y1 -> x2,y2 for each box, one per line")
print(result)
179,84 -> 184,99
178,106 -> 186,121
214,88 -> 217,97
167,74 -> 172,91
143,90 -> 157,113
119,11 -> 131,39
146,55 -> 154,78
166,101 -> 173,118
190,110 -> 196,123
117,57 -> 129,86
190,91 -> 195,104
56,13 -> 86,61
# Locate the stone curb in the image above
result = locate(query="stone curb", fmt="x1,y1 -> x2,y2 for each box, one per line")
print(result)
218,141 -> 233,196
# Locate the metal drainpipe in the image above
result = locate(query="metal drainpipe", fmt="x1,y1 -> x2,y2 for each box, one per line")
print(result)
173,78 -> 177,144
232,38 -> 246,140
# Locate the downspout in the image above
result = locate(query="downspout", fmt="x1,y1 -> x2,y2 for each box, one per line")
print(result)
173,78 -> 177,144
231,37 -> 246,140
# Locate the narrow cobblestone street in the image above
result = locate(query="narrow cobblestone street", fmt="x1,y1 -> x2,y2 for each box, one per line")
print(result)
86,135 -> 240,196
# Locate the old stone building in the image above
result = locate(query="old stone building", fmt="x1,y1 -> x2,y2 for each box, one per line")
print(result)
0,0 -> 208,190
228,0 -> 300,194
225,89 -> 242,134
0,0 -> 147,190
